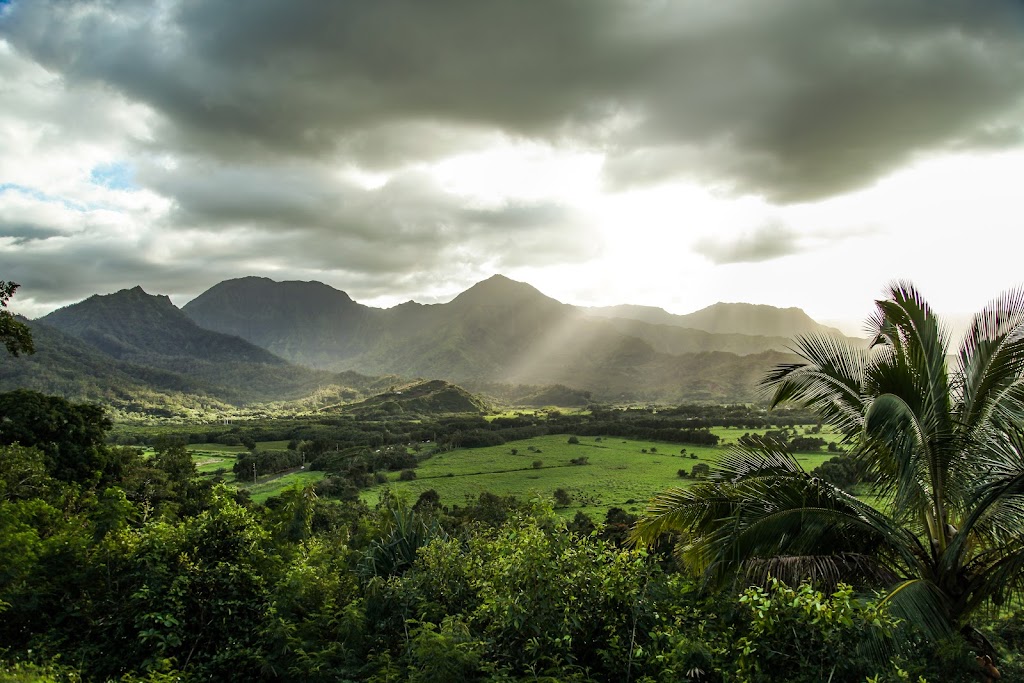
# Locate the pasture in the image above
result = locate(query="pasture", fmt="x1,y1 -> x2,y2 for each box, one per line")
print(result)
362,429 -> 839,518
188,440 -> 327,502
185,428 -> 841,513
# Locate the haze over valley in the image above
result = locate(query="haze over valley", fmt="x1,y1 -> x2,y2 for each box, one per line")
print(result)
5,274 -> 865,416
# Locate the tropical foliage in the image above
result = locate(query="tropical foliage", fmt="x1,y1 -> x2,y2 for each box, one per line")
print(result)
2,385 -> 1022,681
633,282 -> 1024,660
0,281 -> 33,357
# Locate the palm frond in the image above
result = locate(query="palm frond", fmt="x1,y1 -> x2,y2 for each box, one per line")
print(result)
710,438 -> 806,482
867,282 -> 954,445
632,449 -> 924,589
957,288 -> 1024,441
960,541 -> 1024,618
947,432 -> 1024,581
861,392 -> 943,524
760,333 -> 866,436
628,483 -> 739,547
637,282 -> 1024,649
742,553 -> 899,593
878,579 -> 957,643
870,281 -> 952,368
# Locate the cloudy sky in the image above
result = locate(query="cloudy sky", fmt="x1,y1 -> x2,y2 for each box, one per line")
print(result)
2,0 -> 1023,333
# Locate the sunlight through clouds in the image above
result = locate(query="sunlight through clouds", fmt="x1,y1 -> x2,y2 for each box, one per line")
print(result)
1,0 -> 1022,326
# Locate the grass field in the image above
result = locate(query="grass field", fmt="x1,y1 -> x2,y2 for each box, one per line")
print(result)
186,429 -> 841,514
188,441 -> 327,502
361,429 -> 840,519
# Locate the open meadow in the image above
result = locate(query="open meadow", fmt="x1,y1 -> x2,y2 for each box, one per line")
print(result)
188,440 -> 326,502
182,426 -> 843,511
361,427 -> 840,518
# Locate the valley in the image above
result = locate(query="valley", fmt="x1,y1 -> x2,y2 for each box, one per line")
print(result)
4,274 -> 1022,683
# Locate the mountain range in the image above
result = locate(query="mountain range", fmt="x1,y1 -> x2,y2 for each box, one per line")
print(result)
2,274 -> 859,413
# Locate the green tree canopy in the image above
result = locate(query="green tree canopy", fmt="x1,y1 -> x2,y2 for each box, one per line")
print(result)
0,281 -> 34,357
0,389 -> 113,484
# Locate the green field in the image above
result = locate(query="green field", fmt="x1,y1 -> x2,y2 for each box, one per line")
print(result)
188,440 -> 327,502
186,430 -> 841,513
361,430 -> 839,518
244,470 -> 327,503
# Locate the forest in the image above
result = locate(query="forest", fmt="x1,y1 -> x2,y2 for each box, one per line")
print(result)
2,283 -> 1024,682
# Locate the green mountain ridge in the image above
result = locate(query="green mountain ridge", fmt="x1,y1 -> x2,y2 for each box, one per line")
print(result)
0,318 -> 235,415
25,289 -> 385,412
43,285 -> 288,368
181,274 -> 810,402
9,275 -> 842,409
182,276 -> 380,368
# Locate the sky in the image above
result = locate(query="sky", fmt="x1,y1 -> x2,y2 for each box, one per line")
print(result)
2,0 -> 1023,335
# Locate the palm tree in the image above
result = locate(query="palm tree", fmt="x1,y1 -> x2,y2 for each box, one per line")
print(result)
631,282 -> 1024,656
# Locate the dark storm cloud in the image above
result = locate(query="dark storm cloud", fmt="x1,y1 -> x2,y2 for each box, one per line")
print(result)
145,159 -> 592,255
0,238 -> 196,308
0,222 -> 62,244
5,0 -> 1023,201
694,223 -> 801,265
2,0 -> 629,161
602,2 -> 1024,199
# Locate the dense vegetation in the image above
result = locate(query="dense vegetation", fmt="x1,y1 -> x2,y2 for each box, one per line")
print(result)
0,281 -> 34,357
1,386 -> 1021,682
3,283 -> 1024,681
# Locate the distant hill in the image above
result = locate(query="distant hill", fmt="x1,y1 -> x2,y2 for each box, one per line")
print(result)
0,318 -> 235,415
595,317 -> 796,355
334,379 -> 490,416
42,286 -> 286,367
0,318 -> 401,419
515,384 -> 593,407
587,302 -> 851,340
180,274 -> 809,403
677,302 -> 852,338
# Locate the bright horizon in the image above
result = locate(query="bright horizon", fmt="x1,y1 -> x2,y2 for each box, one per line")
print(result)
2,1 -> 1023,335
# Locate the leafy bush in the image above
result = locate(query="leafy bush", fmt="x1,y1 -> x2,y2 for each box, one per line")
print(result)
735,579 -> 898,683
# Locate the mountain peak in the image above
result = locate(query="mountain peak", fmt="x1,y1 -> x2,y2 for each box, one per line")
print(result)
41,285 -> 286,366
450,274 -> 559,309
187,277 -> 356,306
182,276 -> 374,366
56,286 -> 176,318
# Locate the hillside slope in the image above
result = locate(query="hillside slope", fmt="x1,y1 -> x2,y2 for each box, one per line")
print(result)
183,274 -> 804,402
182,276 -> 382,367
36,288 -> 355,406
0,319 -> 234,415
